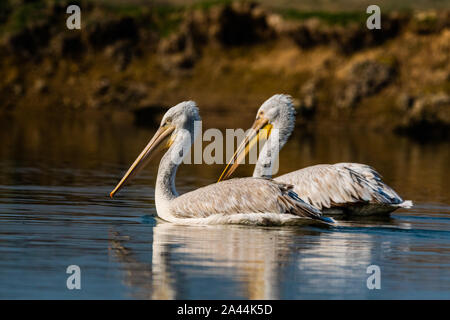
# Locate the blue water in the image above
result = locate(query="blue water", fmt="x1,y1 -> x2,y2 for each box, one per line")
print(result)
0,115 -> 449,299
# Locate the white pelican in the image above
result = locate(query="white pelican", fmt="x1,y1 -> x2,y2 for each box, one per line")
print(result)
218,94 -> 412,216
110,101 -> 335,225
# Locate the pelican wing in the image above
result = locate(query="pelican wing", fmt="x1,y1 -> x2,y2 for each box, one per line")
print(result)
275,163 -> 404,210
168,177 -> 327,221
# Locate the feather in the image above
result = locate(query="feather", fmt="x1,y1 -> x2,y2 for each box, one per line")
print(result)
275,163 -> 412,214
168,177 -> 334,224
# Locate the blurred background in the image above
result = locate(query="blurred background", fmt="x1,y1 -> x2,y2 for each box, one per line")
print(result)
0,0 -> 449,299
0,0 -> 449,137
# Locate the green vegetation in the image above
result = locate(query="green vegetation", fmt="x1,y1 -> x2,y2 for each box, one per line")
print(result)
101,2 -> 149,18
1,0 -> 46,33
149,4 -> 184,37
277,9 -> 365,25
0,0 -> 232,38
0,0 -> 385,38
98,1 -> 184,36
190,0 -> 233,10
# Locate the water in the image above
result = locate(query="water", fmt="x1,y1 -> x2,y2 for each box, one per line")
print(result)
0,112 -> 449,299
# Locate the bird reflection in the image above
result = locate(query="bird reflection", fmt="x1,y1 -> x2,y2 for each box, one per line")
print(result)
109,221 -> 324,299
109,218 -> 391,299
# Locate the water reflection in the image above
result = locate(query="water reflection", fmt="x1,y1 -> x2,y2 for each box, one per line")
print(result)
0,112 -> 448,204
110,222 -> 324,299
0,112 -> 449,299
109,215 -> 450,299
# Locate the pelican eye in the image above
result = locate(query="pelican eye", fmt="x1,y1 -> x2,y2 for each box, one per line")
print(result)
256,111 -> 264,120
162,119 -> 172,127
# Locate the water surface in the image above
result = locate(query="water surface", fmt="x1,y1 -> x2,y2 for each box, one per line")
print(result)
0,112 -> 449,299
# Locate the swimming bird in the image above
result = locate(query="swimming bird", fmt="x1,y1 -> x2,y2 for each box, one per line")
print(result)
218,94 -> 412,216
110,101 -> 335,225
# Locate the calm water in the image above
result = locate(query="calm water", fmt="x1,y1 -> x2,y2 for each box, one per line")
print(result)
0,111 -> 449,299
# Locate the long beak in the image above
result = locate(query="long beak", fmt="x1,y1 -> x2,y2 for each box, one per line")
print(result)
218,117 -> 272,182
110,125 -> 175,198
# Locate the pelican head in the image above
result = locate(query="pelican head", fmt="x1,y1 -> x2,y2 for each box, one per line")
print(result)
161,100 -> 201,133
110,101 -> 200,197
256,94 -> 296,138
218,94 -> 296,181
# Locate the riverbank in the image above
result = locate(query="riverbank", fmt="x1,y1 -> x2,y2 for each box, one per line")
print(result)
0,0 -> 449,140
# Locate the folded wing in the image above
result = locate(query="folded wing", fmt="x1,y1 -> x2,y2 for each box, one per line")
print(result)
275,163 -> 405,210
169,177 -> 331,223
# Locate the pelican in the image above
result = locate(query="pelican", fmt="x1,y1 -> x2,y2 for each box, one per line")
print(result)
110,101 -> 335,225
218,94 -> 412,216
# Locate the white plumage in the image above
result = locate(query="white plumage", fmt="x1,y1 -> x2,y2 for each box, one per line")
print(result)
220,94 -> 412,215
276,162 -> 412,215
111,101 -> 335,225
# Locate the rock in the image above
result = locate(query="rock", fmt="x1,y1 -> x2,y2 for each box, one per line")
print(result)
87,17 -> 139,50
122,82 -> 148,105
289,19 -> 330,49
13,84 -> 24,96
212,2 -> 273,46
157,11 -> 207,71
54,33 -> 85,59
157,2 -> 273,71
104,40 -> 136,71
396,93 -> 450,140
6,23 -> 50,58
411,11 -> 450,35
91,80 -> 148,110
158,42 -> 197,71
33,78 -> 48,94
396,93 -> 415,111
159,32 -> 189,54
410,93 -> 450,120
288,13 -> 404,53
336,59 -> 396,108
297,79 -> 318,117
266,13 -> 286,34
95,78 -> 111,96
7,30 -> 35,57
